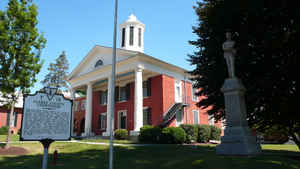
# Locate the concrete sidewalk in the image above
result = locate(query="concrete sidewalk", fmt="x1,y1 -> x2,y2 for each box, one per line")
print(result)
0,140 -> 152,147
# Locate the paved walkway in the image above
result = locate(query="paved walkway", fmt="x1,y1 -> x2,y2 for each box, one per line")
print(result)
0,140 -> 151,147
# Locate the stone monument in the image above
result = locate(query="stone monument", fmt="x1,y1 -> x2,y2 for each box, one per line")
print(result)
216,32 -> 262,155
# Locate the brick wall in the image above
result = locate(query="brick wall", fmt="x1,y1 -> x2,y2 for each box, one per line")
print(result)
74,74 -> 223,136
0,107 -> 23,134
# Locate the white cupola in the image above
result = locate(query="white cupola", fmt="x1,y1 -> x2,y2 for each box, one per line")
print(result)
119,14 -> 145,53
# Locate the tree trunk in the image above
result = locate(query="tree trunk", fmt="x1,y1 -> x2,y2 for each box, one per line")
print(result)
4,101 -> 15,149
291,132 -> 300,150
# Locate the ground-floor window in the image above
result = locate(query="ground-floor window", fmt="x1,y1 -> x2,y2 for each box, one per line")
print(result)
176,108 -> 183,126
118,111 -> 127,129
193,110 -> 199,124
143,107 -> 152,125
6,112 -> 17,127
98,113 -> 107,130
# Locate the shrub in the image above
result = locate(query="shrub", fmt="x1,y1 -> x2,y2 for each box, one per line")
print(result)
210,125 -> 221,140
0,126 -> 9,135
180,124 -> 198,143
160,127 -> 186,144
139,125 -> 162,143
114,129 -> 128,140
197,125 -> 211,143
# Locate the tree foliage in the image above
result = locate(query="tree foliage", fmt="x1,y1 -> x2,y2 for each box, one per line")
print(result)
0,0 -> 46,97
41,51 -> 69,92
189,0 -> 298,148
0,0 -> 46,147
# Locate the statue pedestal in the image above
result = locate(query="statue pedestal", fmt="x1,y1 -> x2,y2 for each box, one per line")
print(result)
216,78 -> 261,155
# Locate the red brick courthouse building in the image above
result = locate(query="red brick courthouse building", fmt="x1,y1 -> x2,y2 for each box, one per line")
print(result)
68,14 -> 223,137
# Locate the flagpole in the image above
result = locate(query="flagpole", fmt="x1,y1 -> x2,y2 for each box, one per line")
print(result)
109,0 -> 118,169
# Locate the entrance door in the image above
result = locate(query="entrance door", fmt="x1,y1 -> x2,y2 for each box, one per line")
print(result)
118,111 -> 127,129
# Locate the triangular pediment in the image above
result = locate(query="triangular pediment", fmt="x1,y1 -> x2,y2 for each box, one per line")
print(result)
68,45 -> 138,80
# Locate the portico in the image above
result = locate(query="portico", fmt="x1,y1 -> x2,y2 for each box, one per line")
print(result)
69,59 -> 160,136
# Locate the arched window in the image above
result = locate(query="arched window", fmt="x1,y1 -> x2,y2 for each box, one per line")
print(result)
95,59 -> 103,68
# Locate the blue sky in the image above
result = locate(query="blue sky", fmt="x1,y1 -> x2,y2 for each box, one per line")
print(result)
1,0 -> 199,93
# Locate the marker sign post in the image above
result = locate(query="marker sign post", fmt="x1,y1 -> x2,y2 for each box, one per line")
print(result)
20,87 -> 72,169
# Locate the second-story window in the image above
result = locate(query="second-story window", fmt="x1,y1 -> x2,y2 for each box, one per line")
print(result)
192,87 -> 198,101
119,86 -> 127,101
143,79 -> 151,97
99,90 -> 108,105
209,114 -> 215,125
74,101 -> 79,111
81,100 -> 86,111
115,84 -> 130,102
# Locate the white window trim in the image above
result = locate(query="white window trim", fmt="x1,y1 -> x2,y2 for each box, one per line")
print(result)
209,114 -> 215,125
116,84 -> 129,103
81,100 -> 86,111
100,113 -> 107,130
143,107 -> 151,126
221,119 -> 226,129
174,80 -> 182,103
193,110 -> 199,124
192,86 -> 198,102
100,90 -> 108,105
117,110 -> 127,129
176,109 -> 183,126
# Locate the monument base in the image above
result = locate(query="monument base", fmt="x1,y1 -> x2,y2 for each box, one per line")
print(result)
216,126 -> 261,155
102,132 -> 111,137
130,131 -> 140,136
81,132 -> 95,137
217,77 -> 261,155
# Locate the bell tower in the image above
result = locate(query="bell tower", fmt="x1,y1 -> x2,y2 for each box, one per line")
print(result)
119,14 -> 145,53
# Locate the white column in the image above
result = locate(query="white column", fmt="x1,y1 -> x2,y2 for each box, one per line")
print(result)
84,82 -> 93,137
70,88 -> 75,137
131,66 -> 143,135
103,76 -> 113,136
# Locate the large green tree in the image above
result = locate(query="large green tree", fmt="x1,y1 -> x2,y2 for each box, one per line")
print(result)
0,0 -> 46,148
41,51 -> 69,92
189,0 -> 298,148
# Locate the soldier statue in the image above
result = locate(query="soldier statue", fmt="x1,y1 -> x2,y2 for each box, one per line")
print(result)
222,32 -> 236,78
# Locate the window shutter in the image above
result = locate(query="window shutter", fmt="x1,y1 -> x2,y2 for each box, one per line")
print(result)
126,83 -> 130,100
148,108 -> 152,125
14,112 -> 17,127
6,112 -> 10,126
147,78 -> 151,97
115,86 -> 119,102
99,91 -> 103,104
98,115 -> 102,129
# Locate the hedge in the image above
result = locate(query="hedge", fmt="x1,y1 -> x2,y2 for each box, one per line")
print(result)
210,125 -> 221,140
180,124 -> 198,143
197,125 -> 211,143
0,126 -> 9,135
160,127 -> 186,144
139,125 -> 161,143
114,129 -> 128,140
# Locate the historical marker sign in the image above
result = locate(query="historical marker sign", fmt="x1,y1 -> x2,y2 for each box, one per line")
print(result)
20,87 -> 72,141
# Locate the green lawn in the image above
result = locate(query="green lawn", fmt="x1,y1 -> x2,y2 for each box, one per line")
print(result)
0,141 -> 299,169
0,134 -> 20,142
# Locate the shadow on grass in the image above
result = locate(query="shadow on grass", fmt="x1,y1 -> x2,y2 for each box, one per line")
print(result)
0,144 -> 299,169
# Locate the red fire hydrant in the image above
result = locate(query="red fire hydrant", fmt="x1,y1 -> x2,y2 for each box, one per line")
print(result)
53,150 -> 58,165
